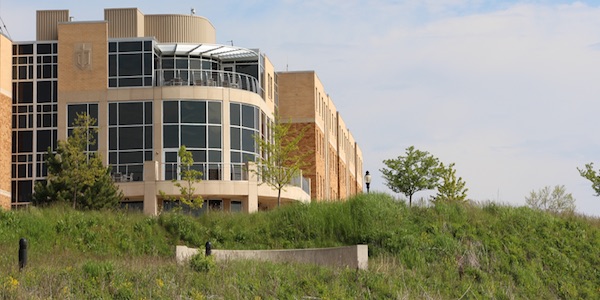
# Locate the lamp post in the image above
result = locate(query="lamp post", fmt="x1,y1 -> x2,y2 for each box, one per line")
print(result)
365,171 -> 372,194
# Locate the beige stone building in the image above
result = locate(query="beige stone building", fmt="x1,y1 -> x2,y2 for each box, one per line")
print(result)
278,72 -> 363,201
2,8 -> 363,213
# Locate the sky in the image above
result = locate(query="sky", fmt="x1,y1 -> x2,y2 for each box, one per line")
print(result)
1,0 -> 599,216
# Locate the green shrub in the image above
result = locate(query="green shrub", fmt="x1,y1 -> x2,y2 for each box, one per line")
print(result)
189,253 -> 215,273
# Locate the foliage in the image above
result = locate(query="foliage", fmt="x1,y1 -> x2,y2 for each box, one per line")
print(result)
578,162 -> 600,196
525,185 -> 576,213
252,114 -> 310,207
160,146 -> 204,210
0,195 -> 599,298
380,146 -> 442,206
33,113 -> 122,209
431,162 -> 468,204
189,253 -> 215,273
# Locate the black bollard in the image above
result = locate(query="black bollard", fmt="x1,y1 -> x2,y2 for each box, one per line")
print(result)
19,238 -> 27,270
205,241 -> 212,256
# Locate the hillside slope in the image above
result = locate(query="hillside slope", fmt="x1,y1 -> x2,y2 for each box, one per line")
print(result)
1,194 -> 598,298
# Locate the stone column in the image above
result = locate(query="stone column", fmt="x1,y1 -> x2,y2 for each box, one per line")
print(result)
143,161 -> 159,215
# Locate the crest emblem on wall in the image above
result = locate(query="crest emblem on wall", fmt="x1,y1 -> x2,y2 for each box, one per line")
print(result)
75,43 -> 92,70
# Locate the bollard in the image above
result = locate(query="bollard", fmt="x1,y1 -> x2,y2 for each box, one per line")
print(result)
205,241 -> 212,256
19,238 -> 27,270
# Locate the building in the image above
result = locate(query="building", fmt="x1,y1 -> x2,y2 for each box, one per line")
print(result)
278,71 -> 363,201
0,8 -> 363,214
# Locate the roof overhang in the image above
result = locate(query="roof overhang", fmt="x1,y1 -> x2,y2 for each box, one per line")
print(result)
156,43 -> 258,61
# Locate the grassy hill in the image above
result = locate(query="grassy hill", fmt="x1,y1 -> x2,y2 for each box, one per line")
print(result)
1,193 -> 598,299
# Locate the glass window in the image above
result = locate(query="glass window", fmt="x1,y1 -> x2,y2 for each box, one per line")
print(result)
242,129 -> 255,152
242,105 -> 255,128
17,82 -> 33,103
109,55 -> 117,77
163,125 -> 179,148
230,103 -> 240,126
163,101 -> 178,123
181,101 -> 206,123
37,130 -> 52,152
119,102 -> 144,125
37,44 -> 52,54
208,126 -> 221,148
231,128 -> 240,150
207,102 -> 221,124
68,104 -> 87,126
181,125 -> 205,148
119,127 -> 144,150
118,53 -> 143,76
17,131 -> 33,152
119,41 -> 143,52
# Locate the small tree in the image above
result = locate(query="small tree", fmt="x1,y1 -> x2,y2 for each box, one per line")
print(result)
578,163 -> 600,196
380,146 -> 442,207
33,113 -> 122,209
252,115 -> 310,207
525,185 -> 575,213
160,146 -> 204,211
431,162 -> 468,204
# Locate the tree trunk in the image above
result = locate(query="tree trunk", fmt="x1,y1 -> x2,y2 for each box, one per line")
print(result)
277,188 -> 281,208
409,194 -> 412,207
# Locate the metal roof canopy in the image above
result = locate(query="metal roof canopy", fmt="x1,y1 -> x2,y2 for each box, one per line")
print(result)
156,43 -> 258,61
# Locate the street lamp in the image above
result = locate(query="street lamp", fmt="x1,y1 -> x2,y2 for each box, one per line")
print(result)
365,171 -> 372,194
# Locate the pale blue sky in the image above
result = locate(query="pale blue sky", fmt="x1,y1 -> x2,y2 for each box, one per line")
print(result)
2,0 -> 600,215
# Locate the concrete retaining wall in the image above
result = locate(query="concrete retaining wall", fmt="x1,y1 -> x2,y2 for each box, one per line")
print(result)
176,245 -> 368,270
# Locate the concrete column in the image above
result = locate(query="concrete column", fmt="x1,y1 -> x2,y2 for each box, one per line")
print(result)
143,161 -> 159,215
245,162 -> 258,213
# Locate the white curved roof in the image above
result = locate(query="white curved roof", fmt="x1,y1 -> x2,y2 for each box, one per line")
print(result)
156,43 -> 258,60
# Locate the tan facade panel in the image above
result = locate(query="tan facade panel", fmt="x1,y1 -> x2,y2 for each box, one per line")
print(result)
57,22 -> 109,93
37,10 -> 69,41
277,71 -> 317,122
0,34 -> 12,210
145,15 -> 215,43
105,8 -> 144,38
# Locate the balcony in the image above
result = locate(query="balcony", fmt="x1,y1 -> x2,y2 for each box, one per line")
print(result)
111,162 -> 311,195
155,69 -> 260,94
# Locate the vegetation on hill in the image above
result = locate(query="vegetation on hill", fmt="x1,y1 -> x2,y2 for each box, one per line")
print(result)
1,194 -> 598,299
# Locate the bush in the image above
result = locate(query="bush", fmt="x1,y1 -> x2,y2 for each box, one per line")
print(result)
189,253 -> 215,273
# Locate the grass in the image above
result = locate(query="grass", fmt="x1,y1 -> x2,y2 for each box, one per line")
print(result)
0,193 -> 599,299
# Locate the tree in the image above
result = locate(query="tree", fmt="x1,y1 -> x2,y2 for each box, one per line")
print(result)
525,185 -> 575,213
252,114 -> 310,207
160,146 -> 204,211
578,163 -> 600,196
431,162 -> 468,204
380,146 -> 442,207
33,113 -> 122,209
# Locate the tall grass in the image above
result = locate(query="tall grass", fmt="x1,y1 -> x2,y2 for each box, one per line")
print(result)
1,193 -> 599,298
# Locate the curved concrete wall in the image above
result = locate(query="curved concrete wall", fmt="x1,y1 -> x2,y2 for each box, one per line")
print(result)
145,15 -> 216,44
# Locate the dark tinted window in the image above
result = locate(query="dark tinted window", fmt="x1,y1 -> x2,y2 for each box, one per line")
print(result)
181,101 -> 205,123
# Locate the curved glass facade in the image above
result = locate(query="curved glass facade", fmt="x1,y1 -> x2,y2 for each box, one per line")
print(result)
163,100 -> 223,180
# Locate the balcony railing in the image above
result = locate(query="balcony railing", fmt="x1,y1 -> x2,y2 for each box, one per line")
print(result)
155,69 -> 260,94
111,162 -> 311,196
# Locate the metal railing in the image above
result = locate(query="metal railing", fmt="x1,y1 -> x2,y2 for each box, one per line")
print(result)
111,162 -> 310,196
258,165 -> 311,196
155,69 -> 260,94
163,162 -> 248,181
110,163 -> 144,182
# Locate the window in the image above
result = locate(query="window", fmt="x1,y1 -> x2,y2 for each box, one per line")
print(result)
163,100 -> 222,180
108,40 -> 154,87
230,102 -> 269,172
67,103 -> 99,152
11,43 -> 58,204
108,101 -> 153,181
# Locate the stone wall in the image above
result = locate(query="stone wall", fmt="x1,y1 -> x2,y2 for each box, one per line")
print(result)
176,245 -> 368,270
